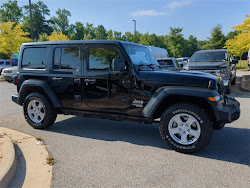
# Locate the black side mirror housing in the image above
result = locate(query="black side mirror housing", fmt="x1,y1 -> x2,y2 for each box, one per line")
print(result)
112,59 -> 126,71
232,59 -> 238,64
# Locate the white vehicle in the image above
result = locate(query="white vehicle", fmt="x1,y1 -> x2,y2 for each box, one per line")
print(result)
147,46 -> 168,59
0,59 -> 11,74
248,49 -> 250,69
1,66 -> 17,82
176,57 -> 189,68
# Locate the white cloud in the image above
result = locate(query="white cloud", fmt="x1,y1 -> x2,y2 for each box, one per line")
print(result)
165,0 -> 192,9
131,10 -> 165,17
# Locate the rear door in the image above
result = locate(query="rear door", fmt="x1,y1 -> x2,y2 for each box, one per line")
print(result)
48,45 -> 83,109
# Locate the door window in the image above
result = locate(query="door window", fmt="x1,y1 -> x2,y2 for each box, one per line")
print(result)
88,47 -> 122,70
53,47 -> 80,70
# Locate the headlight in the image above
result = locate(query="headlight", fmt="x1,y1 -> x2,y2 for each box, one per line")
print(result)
223,79 -> 229,86
208,95 -> 221,102
220,69 -> 227,77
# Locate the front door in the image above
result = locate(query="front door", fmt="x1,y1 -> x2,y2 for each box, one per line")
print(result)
82,45 -> 131,113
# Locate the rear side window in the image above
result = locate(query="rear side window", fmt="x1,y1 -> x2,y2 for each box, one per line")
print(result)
5,61 -> 10,65
0,61 -> 4,65
53,47 -> 80,70
22,48 -> 47,69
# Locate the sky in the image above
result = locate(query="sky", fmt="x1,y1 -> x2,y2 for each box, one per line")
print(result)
1,0 -> 250,40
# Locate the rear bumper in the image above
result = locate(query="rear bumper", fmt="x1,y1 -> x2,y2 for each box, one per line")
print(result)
12,94 -> 22,106
214,97 -> 240,124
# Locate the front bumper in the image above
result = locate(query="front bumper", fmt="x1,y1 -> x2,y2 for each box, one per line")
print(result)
12,94 -> 22,106
214,96 -> 240,124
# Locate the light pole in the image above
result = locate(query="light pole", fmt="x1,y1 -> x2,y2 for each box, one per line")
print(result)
29,0 -> 34,40
132,20 -> 136,43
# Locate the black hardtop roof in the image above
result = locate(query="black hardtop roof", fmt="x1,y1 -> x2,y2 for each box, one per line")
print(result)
21,40 -> 144,47
196,49 -> 228,53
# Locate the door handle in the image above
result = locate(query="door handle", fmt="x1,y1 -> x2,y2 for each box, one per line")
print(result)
84,79 -> 96,85
52,77 -> 62,81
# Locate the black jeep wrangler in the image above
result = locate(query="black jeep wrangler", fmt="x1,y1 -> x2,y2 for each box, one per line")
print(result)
12,40 -> 240,153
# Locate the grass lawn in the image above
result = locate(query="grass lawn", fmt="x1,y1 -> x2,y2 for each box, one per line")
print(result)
237,60 -> 248,69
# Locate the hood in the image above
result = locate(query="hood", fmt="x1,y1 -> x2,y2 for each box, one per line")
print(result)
137,69 -> 219,89
188,61 -> 227,69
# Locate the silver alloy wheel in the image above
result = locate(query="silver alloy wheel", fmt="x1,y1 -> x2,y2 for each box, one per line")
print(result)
27,99 -> 45,124
168,113 -> 201,145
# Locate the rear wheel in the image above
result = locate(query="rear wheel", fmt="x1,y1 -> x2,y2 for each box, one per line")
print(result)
159,103 -> 213,153
23,93 -> 57,129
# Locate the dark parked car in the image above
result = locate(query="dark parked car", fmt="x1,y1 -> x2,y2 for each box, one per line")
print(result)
188,49 -> 238,93
12,40 -> 240,153
157,57 -> 180,69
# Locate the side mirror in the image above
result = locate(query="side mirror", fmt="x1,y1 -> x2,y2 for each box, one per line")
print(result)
112,59 -> 126,71
231,59 -> 238,64
180,64 -> 184,68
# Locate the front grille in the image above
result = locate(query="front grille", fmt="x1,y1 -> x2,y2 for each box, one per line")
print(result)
3,70 -> 12,73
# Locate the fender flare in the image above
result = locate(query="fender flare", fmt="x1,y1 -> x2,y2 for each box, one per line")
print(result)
142,86 -> 219,119
19,79 -> 61,108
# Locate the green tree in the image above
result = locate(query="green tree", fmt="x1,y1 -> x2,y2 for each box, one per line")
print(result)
205,25 -> 226,49
122,32 -> 134,42
113,31 -> 123,40
139,33 -> 160,46
107,29 -> 113,40
50,9 -> 71,35
95,25 -> 107,40
0,0 -> 22,23
22,1 -> 52,40
84,22 -> 95,40
183,35 -> 199,57
164,27 -> 185,57
226,30 -> 239,40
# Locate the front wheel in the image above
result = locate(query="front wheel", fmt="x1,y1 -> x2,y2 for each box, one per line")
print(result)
23,93 -> 57,129
159,103 -> 213,153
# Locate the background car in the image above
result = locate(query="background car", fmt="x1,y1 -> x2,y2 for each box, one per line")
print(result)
0,59 -> 11,74
176,57 -> 189,68
1,66 -> 17,82
187,49 -> 238,93
157,57 -> 180,69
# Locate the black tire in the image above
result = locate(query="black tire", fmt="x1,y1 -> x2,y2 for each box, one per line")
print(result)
159,103 -> 213,153
231,77 -> 236,85
23,93 -> 57,129
225,81 -> 232,94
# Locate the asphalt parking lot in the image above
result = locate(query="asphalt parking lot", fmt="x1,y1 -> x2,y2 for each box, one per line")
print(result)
0,77 -> 249,188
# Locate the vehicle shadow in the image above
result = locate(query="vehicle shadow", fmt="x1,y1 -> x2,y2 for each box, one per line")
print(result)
47,116 -> 249,166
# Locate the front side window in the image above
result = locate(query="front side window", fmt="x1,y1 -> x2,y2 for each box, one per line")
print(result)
88,47 -> 122,70
22,48 -> 47,69
53,47 -> 80,70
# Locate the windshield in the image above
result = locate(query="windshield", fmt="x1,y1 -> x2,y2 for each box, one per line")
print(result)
190,51 -> 227,62
122,44 -> 159,66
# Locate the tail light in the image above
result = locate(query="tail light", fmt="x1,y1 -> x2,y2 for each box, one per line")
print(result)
13,75 -> 18,85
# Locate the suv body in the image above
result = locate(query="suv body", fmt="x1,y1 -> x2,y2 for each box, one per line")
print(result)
157,57 -> 179,69
0,59 -> 11,74
188,49 -> 238,94
12,40 -> 240,153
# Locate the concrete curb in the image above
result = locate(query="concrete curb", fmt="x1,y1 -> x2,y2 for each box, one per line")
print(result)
240,75 -> 250,92
0,130 -> 17,188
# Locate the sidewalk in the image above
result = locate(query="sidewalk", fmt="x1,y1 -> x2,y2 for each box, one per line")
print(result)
0,127 -> 53,188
